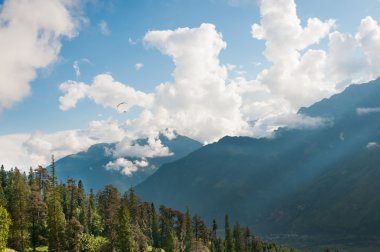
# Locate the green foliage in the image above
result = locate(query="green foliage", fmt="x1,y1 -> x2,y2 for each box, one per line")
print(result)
47,158 -> 66,252
27,246 -> 48,252
8,169 -> 30,252
81,234 -> 109,252
0,164 -> 297,252
224,215 -> 234,252
97,185 -> 120,250
0,206 -> 11,251
184,209 -> 193,252
65,218 -> 83,252
117,201 -> 136,252
29,182 -> 48,250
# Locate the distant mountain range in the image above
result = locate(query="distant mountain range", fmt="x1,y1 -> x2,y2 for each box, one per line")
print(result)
55,134 -> 202,192
136,78 -> 380,242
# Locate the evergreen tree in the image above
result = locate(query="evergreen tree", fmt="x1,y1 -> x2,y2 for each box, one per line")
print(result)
117,199 -> 136,252
184,208 -> 193,252
0,206 -> 11,251
28,167 -> 35,186
34,166 -> 50,201
78,180 -> 89,233
151,203 -> 160,248
29,182 -> 48,251
0,165 -> 6,189
97,185 -> 120,250
8,169 -> 30,252
88,188 -> 103,236
47,156 -> 66,252
233,223 -> 244,252
210,219 -> 218,252
65,217 -> 84,252
0,185 -> 6,207
128,187 -> 139,224
225,215 -> 234,252
67,177 -> 78,220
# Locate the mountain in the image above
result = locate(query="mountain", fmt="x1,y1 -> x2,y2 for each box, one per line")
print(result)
55,134 -> 202,192
136,78 -> 380,247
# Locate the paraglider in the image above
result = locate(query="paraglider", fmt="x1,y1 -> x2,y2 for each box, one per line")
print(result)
116,102 -> 128,113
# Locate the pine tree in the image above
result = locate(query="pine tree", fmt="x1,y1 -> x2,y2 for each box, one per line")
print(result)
29,182 -> 48,251
8,169 -> 30,252
28,167 -> 35,186
225,215 -> 234,252
128,187 -> 139,224
88,188 -> 103,236
0,185 -> 6,207
117,199 -> 136,252
47,156 -> 66,252
67,178 -> 78,220
151,203 -> 160,248
0,165 -> 6,189
0,205 -> 11,251
210,219 -> 218,252
77,180 -> 89,233
65,217 -> 84,252
97,185 -> 120,250
184,208 -> 193,252
233,223 -> 243,252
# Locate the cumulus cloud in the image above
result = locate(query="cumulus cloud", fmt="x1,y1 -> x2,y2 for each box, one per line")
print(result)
137,23 -> 250,142
251,0 -> 337,108
98,20 -> 111,35
356,16 -> 380,79
110,135 -> 172,158
59,74 -> 154,111
106,158 -> 138,176
0,0 -> 82,110
53,0 -> 380,165
105,158 -> 148,176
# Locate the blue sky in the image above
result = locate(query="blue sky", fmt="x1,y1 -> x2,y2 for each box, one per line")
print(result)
1,0 -> 380,171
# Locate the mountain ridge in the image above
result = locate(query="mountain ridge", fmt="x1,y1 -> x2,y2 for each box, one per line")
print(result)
136,78 -> 380,240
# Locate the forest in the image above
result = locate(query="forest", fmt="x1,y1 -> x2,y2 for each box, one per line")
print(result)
0,158 -> 297,252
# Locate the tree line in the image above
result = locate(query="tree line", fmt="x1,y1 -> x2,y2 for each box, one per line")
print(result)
0,158 -> 297,252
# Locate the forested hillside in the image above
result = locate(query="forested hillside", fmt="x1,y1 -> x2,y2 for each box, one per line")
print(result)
0,161 -> 296,252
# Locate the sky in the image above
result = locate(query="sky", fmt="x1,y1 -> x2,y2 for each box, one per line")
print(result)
1,0 -> 380,173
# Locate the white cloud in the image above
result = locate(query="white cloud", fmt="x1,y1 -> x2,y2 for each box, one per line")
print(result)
35,0 -> 380,173
0,119 -> 128,170
135,63 -> 144,71
357,107 -> 380,115
0,0 -> 82,110
356,16 -> 380,79
105,158 -> 137,176
72,58 -> 91,79
366,142 -> 380,149
98,20 -> 111,35
139,23 -> 250,143
251,0 -> 337,108
73,60 -> 81,78
111,134 -> 172,158
59,74 -> 154,111
105,157 -> 148,176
